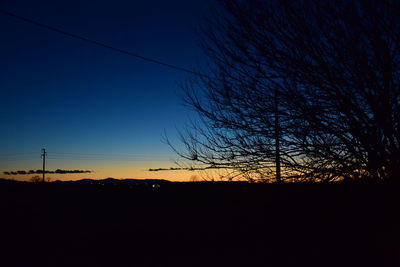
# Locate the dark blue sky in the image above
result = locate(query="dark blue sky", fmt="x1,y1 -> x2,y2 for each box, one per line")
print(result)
0,0 -> 210,180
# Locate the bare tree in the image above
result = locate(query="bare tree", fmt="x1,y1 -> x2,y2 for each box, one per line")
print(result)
175,0 -> 400,182
29,175 -> 42,183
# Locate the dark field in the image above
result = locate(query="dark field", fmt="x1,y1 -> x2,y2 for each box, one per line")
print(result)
1,180 -> 399,267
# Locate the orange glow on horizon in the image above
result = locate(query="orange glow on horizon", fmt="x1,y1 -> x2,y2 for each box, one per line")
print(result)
1,159 -> 204,182
3,169 -> 200,182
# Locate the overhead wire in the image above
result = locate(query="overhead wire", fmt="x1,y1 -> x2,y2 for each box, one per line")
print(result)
49,152 -> 173,161
50,152 -> 172,156
0,153 -> 38,157
0,151 -> 173,161
0,158 -> 39,162
0,8 -> 204,170
0,8 -> 209,78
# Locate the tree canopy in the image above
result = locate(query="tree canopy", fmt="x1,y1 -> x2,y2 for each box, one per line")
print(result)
176,0 -> 400,182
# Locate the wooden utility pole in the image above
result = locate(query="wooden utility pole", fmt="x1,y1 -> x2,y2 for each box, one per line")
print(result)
41,148 -> 47,182
274,89 -> 281,183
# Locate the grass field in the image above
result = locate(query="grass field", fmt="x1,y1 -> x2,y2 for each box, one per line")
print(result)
1,179 -> 399,267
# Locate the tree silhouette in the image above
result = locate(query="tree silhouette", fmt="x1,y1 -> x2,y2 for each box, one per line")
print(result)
29,175 -> 42,183
176,0 -> 400,182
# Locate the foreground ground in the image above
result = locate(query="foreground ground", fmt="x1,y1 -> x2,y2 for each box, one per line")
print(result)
0,179 -> 399,267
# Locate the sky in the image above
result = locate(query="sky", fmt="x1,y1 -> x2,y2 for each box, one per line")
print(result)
0,0 -> 212,181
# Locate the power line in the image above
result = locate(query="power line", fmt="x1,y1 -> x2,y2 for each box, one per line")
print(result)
0,158 -> 38,162
0,152 -> 173,160
46,158 -> 167,162
51,152 -> 171,156
0,8 -> 208,78
0,153 -> 37,157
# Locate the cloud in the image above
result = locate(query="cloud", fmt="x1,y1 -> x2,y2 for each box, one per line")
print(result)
3,169 -> 92,175
53,169 -> 92,174
148,167 -> 185,172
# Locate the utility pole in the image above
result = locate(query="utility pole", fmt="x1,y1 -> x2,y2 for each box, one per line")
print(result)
41,148 -> 47,182
274,89 -> 281,183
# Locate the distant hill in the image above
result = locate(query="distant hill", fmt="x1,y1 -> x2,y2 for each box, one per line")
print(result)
0,177 -> 172,186
54,177 -> 172,185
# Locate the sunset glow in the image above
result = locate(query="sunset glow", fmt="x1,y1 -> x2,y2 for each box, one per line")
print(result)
0,0 -> 207,182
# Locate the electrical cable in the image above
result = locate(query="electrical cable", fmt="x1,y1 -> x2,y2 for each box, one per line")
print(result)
0,8 -> 208,78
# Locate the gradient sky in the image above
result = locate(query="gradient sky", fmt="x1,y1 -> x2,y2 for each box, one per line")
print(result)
0,0 -> 211,181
